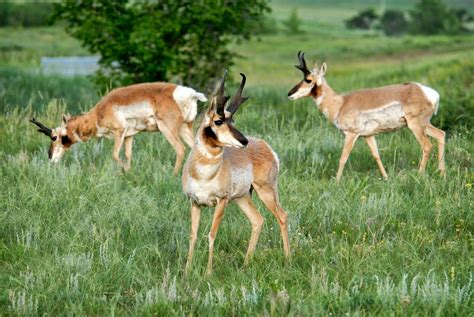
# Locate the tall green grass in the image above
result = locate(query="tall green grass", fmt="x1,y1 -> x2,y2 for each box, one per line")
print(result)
1,61 -> 472,315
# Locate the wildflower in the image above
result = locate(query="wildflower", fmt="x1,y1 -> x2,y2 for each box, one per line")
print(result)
400,295 -> 411,306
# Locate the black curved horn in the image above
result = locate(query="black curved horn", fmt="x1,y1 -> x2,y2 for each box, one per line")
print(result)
30,117 -> 52,137
295,50 -> 311,77
215,69 -> 230,117
226,73 -> 249,116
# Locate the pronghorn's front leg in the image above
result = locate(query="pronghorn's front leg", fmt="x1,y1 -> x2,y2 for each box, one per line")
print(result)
364,136 -> 388,179
185,202 -> 201,276
207,199 -> 227,276
336,132 -> 360,182
112,129 -> 127,170
235,195 -> 264,266
123,136 -> 133,171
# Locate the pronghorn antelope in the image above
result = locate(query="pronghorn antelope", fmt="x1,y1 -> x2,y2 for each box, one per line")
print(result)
182,71 -> 290,275
288,51 -> 446,181
30,82 -> 207,174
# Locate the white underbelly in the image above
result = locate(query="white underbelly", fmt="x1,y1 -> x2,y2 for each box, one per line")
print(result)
114,102 -> 158,136
354,102 -> 406,136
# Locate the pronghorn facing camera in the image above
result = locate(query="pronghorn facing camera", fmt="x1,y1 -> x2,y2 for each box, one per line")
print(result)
30,82 -> 207,174
182,71 -> 290,275
288,51 -> 446,181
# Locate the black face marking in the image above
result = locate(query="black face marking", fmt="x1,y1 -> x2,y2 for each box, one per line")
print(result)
214,120 -> 223,126
204,126 -> 217,140
304,78 -> 311,83
52,136 -> 57,141
61,135 -> 71,145
288,82 -> 302,96
228,124 -> 248,146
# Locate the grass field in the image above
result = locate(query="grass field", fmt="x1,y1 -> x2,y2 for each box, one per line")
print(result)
1,1 -> 473,315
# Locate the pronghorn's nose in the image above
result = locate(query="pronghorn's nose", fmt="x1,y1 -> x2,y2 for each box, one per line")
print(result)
241,138 -> 249,146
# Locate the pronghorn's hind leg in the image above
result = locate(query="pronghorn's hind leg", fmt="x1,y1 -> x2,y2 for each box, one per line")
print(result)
425,124 -> 446,176
406,118 -> 432,173
235,195 -> 264,266
123,136 -> 133,171
336,132 -> 360,182
364,135 -> 388,179
112,129 -> 128,170
157,119 -> 186,175
179,122 -> 195,148
254,185 -> 290,258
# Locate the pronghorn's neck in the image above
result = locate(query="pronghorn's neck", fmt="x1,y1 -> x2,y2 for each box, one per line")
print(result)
190,128 -> 225,181
66,111 -> 98,144
312,80 -> 343,122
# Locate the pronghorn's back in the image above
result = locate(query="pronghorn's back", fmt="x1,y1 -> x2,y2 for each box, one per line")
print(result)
93,82 -> 205,125
342,83 -> 440,114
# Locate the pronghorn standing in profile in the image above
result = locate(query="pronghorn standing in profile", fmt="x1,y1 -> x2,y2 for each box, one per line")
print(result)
30,82 -> 207,174
288,51 -> 446,181
182,71 -> 290,275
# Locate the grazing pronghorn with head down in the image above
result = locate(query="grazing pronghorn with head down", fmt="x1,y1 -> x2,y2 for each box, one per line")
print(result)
182,71 -> 290,275
288,51 -> 446,181
30,82 -> 207,174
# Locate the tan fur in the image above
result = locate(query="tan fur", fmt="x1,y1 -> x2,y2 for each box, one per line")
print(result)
44,82 -> 206,174
182,104 -> 290,275
289,59 -> 446,181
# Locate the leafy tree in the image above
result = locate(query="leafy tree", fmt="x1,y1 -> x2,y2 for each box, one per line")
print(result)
52,0 -> 270,90
409,0 -> 464,35
283,8 -> 303,34
345,8 -> 378,30
380,10 -> 408,36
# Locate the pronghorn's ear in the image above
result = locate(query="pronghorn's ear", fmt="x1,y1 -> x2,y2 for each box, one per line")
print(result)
312,60 -> 319,74
62,114 -> 71,125
319,62 -> 327,76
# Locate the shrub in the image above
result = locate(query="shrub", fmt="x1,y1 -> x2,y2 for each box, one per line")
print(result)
380,10 -> 408,36
283,8 -> 304,34
345,8 -> 378,30
410,0 -> 466,35
52,0 -> 270,90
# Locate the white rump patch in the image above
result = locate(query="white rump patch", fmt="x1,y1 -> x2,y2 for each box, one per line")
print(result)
173,86 -> 207,122
415,83 -> 440,114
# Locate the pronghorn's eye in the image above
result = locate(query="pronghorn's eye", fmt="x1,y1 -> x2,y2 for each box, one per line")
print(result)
51,136 -> 57,141
214,120 -> 223,126
304,78 -> 312,84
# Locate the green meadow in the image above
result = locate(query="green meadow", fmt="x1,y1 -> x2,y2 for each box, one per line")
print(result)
0,1 -> 473,315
